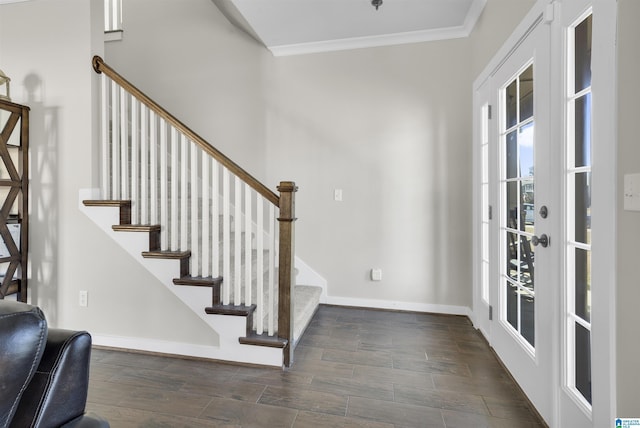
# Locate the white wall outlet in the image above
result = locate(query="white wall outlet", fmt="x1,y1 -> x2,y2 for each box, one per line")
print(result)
79,290 -> 88,307
334,189 -> 343,202
371,268 -> 382,281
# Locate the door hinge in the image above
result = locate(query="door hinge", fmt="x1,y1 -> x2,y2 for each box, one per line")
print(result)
488,205 -> 493,220
489,305 -> 493,320
487,105 -> 492,120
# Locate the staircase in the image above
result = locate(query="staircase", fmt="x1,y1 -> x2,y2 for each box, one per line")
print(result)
81,56 -> 322,367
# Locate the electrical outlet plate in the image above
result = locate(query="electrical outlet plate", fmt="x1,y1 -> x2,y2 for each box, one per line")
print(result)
79,290 -> 88,307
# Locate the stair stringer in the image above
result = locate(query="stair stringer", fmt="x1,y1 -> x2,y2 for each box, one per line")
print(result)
78,189 -> 283,367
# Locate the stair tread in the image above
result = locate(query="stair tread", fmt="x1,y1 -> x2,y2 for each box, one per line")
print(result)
239,333 -> 287,349
142,250 -> 191,259
173,275 -> 223,287
83,200 -> 131,207
205,304 -> 256,316
83,200 -> 132,225
113,224 -> 161,232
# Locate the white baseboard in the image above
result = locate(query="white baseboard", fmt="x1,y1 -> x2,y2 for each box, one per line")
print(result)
93,334 -> 218,358
92,334 -> 282,366
323,295 -> 472,317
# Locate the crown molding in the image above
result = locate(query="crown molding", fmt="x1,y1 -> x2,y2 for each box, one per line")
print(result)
269,26 -> 466,57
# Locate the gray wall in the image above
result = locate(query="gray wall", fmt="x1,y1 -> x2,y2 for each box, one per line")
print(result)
616,0 -> 640,416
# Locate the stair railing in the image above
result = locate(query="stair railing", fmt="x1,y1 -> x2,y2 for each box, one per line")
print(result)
92,56 -> 297,366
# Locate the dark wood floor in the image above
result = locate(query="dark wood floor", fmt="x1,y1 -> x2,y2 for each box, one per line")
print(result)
86,305 -> 546,427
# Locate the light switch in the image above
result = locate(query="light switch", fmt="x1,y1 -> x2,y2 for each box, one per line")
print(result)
624,173 -> 640,211
334,189 -> 343,202
371,268 -> 382,281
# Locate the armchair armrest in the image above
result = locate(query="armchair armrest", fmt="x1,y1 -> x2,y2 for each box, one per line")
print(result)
10,329 -> 93,428
0,301 -> 47,427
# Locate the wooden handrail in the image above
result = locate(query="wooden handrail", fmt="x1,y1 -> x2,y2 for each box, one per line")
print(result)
92,55 -> 279,207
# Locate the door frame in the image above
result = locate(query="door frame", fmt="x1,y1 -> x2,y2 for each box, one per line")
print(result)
471,1 -> 617,426
472,78 -> 494,340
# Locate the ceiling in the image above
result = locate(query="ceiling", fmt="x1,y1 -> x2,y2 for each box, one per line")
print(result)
213,0 -> 487,56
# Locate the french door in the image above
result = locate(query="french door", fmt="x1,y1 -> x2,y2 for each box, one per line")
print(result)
490,15 -> 556,423
474,1 -> 616,426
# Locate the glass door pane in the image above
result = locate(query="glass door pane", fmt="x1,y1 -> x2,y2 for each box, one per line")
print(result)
566,13 -> 593,407
501,64 -> 536,349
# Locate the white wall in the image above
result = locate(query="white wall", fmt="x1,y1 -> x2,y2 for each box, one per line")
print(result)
0,0 -> 216,346
616,0 -> 640,416
264,41 -> 473,309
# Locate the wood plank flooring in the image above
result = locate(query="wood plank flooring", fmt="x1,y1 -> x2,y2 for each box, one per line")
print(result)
86,305 -> 547,427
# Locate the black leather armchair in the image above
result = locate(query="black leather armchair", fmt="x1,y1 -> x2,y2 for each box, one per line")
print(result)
0,300 -> 109,428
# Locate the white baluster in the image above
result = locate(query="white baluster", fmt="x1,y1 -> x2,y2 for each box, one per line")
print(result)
159,119 -> 168,249
268,203 -> 276,336
234,176 -> 242,305
222,168 -> 230,304
100,75 -> 109,199
120,88 -> 129,199
202,157 -> 211,278
131,100 -> 139,224
244,184 -> 252,308
180,134 -> 188,252
149,112 -> 158,226
140,105 -> 148,225
210,160 -> 219,278
111,82 -> 120,199
256,197 -> 264,334
190,142 -> 199,276
170,128 -> 179,251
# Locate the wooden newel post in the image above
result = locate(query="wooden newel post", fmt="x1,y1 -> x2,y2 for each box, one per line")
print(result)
277,181 -> 297,367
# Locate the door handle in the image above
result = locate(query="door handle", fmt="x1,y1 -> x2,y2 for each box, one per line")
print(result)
531,234 -> 549,248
